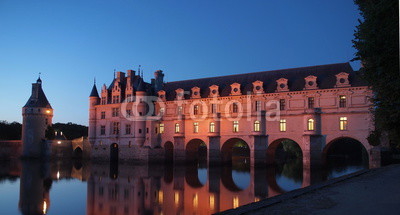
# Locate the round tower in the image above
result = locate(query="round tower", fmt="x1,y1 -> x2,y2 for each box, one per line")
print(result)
88,82 -> 100,144
134,78 -> 147,146
21,77 -> 53,158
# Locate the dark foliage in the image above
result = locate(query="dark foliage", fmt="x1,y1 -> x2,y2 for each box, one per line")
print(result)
0,121 -> 22,140
50,122 -> 88,140
353,0 -> 400,148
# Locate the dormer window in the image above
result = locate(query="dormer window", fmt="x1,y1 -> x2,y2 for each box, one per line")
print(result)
157,90 -> 166,101
175,88 -> 184,100
276,78 -> 289,92
304,75 -> 318,90
230,83 -> 241,95
191,87 -> 201,99
252,80 -> 264,94
335,72 -> 351,88
209,85 -> 219,97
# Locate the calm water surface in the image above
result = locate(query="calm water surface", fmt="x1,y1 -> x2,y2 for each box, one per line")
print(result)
0,159 -> 367,215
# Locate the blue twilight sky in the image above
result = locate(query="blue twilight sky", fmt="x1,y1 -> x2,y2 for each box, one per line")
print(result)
0,0 -> 361,126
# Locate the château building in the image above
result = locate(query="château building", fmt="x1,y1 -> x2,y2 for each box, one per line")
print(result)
88,63 -> 378,167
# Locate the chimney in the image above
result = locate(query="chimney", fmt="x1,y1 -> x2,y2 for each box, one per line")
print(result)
126,70 -> 135,78
116,71 -> 125,80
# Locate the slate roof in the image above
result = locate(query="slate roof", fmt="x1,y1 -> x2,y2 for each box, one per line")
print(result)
24,83 -> 52,108
162,63 -> 366,101
89,84 -> 100,97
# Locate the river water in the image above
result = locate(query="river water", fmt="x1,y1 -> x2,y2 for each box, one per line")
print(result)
0,158 -> 367,215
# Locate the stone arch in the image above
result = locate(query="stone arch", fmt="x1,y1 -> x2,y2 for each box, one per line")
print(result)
221,138 -> 250,164
221,165 -> 251,192
72,146 -> 82,158
323,137 -> 369,166
110,143 -> 119,162
186,139 -> 207,164
266,138 -> 302,164
164,141 -> 174,163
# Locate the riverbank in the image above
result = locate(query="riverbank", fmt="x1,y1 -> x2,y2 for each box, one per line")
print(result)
218,164 -> 400,215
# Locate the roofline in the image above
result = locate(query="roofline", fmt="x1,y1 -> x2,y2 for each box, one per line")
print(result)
165,62 -> 352,84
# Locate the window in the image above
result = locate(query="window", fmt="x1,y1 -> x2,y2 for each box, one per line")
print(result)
233,121 -> 239,132
308,97 -> 314,109
126,94 -> 132,102
112,95 -> 120,104
307,119 -> 315,131
138,129 -> 142,134
193,122 -> 199,133
211,104 -> 217,114
232,103 -> 239,113
254,121 -> 260,132
159,107 -> 165,115
279,119 -> 286,132
101,97 -> 106,105
112,108 -> 119,117
175,123 -> 180,133
112,122 -> 119,135
146,128 -> 149,133
255,101 -> 261,111
177,106 -> 183,115
159,123 -> 164,134
194,105 -> 199,115
280,99 -> 285,110
100,125 -> 106,135
209,122 -> 215,133
339,95 -> 347,108
125,124 -> 131,134
340,117 -> 348,130
101,111 -> 106,119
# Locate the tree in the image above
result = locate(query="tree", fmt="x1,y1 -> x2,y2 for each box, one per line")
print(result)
352,0 -> 400,148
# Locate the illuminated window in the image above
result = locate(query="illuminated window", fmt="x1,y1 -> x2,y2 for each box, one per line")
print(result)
307,119 -> 315,131
193,193 -> 198,208
255,101 -> 261,111
210,122 -> 215,133
233,121 -> 239,132
209,194 -> 215,210
193,122 -> 199,133
308,97 -> 314,109
160,107 -> 165,115
193,105 -> 200,115
254,121 -> 260,132
177,106 -> 183,115
112,108 -> 119,117
125,124 -> 131,134
112,122 -> 119,134
211,104 -> 217,114
233,196 -> 239,209
159,123 -> 164,134
279,119 -> 286,132
158,191 -> 163,204
339,95 -> 347,107
339,117 -> 348,130
232,103 -> 239,113
280,99 -> 285,110
174,192 -> 179,206
175,123 -> 180,133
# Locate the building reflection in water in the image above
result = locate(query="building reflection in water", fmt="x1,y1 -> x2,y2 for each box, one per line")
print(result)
12,157 -> 367,215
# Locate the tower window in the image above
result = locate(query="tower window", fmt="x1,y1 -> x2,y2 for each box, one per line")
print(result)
339,95 -> 347,108
233,121 -> 239,132
100,126 -> 106,135
307,119 -> 315,131
254,121 -> 260,132
125,124 -> 131,135
209,122 -> 215,133
232,103 -> 239,113
175,123 -> 180,133
159,123 -> 164,134
193,122 -> 199,133
308,97 -> 315,109
193,105 -> 199,115
280,119 -> 286,132
279,99 -> 285,110
339,117 -> 348,130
